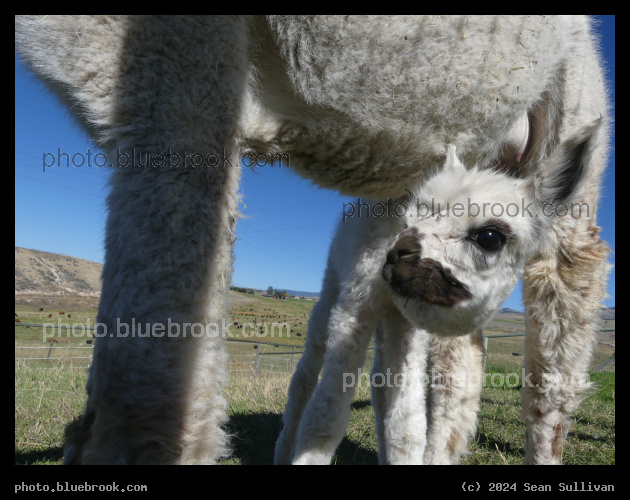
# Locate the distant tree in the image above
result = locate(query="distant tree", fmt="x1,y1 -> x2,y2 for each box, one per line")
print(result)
267,286 -> 274,295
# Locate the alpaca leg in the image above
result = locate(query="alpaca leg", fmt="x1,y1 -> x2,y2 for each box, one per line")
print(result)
87,23 -> 248,463
375,309 -> 430,465
521,223 -> 609,465
17,16 -> 251,464
291,307 -> 376,465
520,20 -> 610,463
273,337 -> 326,464
423,330 -> 485,465
78,159 -> 242,464
274,269 -> 339,464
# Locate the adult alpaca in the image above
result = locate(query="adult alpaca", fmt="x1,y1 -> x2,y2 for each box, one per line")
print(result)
15,15 -> 610,465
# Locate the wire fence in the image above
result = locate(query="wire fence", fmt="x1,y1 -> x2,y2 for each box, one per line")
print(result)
482,328 -> 615,375
15,324 -> 614,376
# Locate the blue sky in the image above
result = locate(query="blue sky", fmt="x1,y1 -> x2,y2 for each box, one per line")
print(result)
15,16 -> 615,309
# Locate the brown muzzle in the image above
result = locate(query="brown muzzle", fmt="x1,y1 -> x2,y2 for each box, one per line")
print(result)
382,228 -> 472,307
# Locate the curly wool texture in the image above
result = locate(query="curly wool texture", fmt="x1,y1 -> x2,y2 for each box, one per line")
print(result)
275,130 -> 603,464
15,15 -> 610,464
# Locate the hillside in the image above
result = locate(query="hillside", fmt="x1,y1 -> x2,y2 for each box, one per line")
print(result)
15,247 -> 614,323
493,306 -> 614,323
15,247 -> 102,296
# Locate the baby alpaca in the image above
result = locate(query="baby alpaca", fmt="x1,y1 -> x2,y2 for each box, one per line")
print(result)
275,122 -> 601,465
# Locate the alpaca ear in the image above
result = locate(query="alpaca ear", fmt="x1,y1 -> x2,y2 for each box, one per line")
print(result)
534,119 -> 602,210
496,111 -> 530,172
444,144 -> 465,172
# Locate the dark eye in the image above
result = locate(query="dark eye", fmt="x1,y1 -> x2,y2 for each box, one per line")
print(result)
470,228 -> 506,252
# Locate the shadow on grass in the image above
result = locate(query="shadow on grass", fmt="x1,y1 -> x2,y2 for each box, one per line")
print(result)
17,408 -> 378,465
350,400 -> 373,411
334,435 -> 379,465
15,446 -> 64,465
475,432 -> 525,458
15,415 -> 83,465
225,406 -> 378,465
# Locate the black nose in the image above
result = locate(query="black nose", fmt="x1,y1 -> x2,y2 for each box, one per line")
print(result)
382,227 -> 472,307
386,231 -> 422,266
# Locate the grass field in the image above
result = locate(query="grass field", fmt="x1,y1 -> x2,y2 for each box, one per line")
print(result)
15,292 -> 614,465
14,363 -> 614,465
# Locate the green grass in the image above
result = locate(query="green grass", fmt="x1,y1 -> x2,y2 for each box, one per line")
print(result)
15,362 -> 86,465
462,377 -> 615,465
14,296 -> 614,465
15,292 -> 314,348
15,363 -> 614,465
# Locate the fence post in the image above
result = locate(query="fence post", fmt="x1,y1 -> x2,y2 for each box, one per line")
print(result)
482,333 -> 488,369
46,341 -> 54,359
290,346 -> 296,373
254,344 -> 261,376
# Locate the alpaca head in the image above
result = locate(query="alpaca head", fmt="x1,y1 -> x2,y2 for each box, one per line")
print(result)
382,120 -> 601,336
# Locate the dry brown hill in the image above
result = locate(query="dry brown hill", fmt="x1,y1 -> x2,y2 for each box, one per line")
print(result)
15,247 -> 103,296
